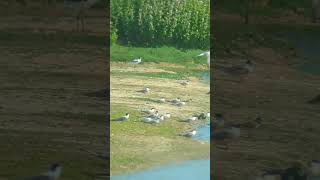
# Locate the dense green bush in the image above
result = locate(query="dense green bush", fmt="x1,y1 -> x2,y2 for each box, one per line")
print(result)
111,0 -> 210,49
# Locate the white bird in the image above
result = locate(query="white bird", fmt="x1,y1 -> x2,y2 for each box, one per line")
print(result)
180,130 -> 197,137
141,108 -> 156,114
113,113 -> 129,121
142,117 -> 160,124
175,101 -> 186,107
170,98 -> 181,104
25,164 -> 62,180
158,97 -> 166,103
179,116 -> 197,123
129,57 -> 142,64
206,112 -> 210,119
164,113 -> 171,119
179,80 -> 190,86
137,87 -> 150,94
197,51 -> 210,67
146,111 -> 159,119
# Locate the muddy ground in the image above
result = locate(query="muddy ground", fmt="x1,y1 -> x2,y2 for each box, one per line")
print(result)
0,3 -> 108,180
212,14 -> 320,180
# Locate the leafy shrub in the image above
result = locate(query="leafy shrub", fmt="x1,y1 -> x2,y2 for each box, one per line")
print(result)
111,0 -> 210,49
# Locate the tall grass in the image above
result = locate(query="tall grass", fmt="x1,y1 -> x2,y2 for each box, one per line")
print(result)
111,0 -> 210,49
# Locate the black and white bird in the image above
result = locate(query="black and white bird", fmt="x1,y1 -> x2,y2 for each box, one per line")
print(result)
179,130 -> 197,137
112,113 -> 129,121
179,116 -> 197,123
137,87 -> 150,94
141,108 -> 156,114
25,164 -> 62,180
129,57 -> 142,64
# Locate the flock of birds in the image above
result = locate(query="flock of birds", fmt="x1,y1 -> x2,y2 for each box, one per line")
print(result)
112,51 -> 211,138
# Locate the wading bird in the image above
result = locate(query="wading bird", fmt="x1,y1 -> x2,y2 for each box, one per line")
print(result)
179,129 -> 197,138
113,113 -> 129,121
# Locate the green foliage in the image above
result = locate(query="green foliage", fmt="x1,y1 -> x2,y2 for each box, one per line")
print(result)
110,44 -> 206,65
111,0 -> 210,49
110,21 -> 118,46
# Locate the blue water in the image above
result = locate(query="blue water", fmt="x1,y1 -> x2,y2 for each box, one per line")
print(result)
193,124 -> 210,141
111,125 -> 210,180
111,160 -> 210,180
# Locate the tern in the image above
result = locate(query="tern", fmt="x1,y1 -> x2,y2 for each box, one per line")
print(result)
170,98 -> 181,104
174,101 -> 186,107
146,111 -> 159,119
25,164 -> 62,180
112,113 -> 129,121
158,97 -> 166,103
129,57 -> 142,64
141,108 -> 156,114
164,113 -> 171,119
179,130 -> 197,137
137,87 -> 150,94
142,117 -> 160,124
197,51 -> 211,67
179,80 -> 190,86
179,116 -> 197,123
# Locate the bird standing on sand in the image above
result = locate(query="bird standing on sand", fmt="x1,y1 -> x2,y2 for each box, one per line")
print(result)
25,164 -> 62,180
179,116 -> 197,123
141,108 -> 156,114
163,113 -> 171,119
137,87 -> 150,94
113,113 -> 129,121
179,80 -> 190,86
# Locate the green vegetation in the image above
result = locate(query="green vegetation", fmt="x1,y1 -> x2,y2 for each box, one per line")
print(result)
111,0 -> 209,49
111,44 -> 207,64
